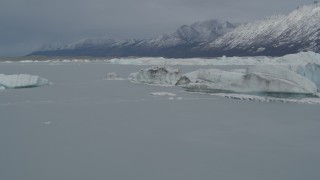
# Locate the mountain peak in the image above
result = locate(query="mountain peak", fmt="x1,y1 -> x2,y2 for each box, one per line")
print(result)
173,19 -> 236,43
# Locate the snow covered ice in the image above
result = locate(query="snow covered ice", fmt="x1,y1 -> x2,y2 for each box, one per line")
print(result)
0,74 -> 50,89
129,66 -> 182,85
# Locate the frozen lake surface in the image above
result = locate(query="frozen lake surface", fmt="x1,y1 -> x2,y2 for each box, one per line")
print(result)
1,62 -> 320,180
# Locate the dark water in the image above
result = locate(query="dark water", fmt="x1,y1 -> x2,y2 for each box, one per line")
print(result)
1,62 -> 320,180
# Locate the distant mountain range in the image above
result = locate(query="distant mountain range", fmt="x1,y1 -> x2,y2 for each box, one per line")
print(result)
29,4 -> 320,58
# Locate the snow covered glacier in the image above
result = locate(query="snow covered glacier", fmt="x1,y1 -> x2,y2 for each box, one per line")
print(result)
0,74 -> 50,89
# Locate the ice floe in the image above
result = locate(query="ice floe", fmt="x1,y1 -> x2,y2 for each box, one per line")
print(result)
0,74 -> 50,89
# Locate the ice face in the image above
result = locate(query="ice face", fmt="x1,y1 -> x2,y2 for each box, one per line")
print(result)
183,65 -> 318,95
291,63 -> 320,91
128,66 -> 182,85
0,74 -> 50,89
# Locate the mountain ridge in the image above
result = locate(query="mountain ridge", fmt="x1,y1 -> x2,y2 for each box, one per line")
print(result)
29,4 -> 320,58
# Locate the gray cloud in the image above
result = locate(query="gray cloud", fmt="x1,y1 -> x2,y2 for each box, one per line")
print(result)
0,0 -> 312,56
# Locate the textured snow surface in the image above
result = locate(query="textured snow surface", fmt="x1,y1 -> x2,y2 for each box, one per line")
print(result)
0,74 -> 50,89
129,66 -> 182,85
184,65 -> 317,94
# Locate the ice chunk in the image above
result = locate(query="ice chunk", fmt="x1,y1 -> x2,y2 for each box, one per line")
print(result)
0,74 -> 50,89
129,66 -> 182,85
105,72 -> 124,80
184,66 -> 317,95
150,92 -> 177,96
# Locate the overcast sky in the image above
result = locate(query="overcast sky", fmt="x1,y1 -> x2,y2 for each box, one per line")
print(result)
0,0 -> 313,56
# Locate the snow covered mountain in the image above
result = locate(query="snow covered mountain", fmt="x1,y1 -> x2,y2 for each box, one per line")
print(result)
29,4 -> 320,57
29,20 -> 236,57
141,19 -> 236,47
200,4 -> 320,56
